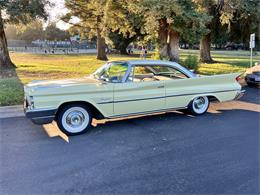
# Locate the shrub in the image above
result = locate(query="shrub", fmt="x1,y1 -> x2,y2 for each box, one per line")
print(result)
181,54 -> 199,72
151,49 -> 161,60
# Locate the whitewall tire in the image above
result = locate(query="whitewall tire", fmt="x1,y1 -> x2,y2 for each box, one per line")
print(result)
57,103 -> 92,136
188,96 -> 209,115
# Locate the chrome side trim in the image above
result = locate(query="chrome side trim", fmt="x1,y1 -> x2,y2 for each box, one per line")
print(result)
97,89 -> 239,104
165,89 -> 240,98
107,107 -> 187,119
25,107 -> 57,112
32,115 -> 55,119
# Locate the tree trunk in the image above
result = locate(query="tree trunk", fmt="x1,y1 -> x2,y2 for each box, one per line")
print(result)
119,47 -> 129,55
200,34 -> 214,63
0,14 -> 15,69
114,36 -> 133,55
96,28 -> 108,61
158,18 -> 169,59
157,19 -> 180,61
168,30 -> 180,62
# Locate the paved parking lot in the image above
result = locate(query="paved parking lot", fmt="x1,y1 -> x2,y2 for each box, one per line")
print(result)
0,86 -> 259,195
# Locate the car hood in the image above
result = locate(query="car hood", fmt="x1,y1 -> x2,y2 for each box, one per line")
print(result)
24,77 -> 101,95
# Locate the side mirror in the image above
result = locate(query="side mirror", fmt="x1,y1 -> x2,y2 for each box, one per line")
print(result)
100,75 -> 109,82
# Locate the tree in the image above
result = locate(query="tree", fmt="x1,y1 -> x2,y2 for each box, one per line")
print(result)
16,20 -> 45,41
45,22 -> 70,41
195,0 -> 259,63
104,0 -> 145,55
0,0 -> 49,68
221,0 -> 260,50
108,31 -> 135,54
194,0 -> 227,63
64,0 -> 108,60
141,0 -> 210,62
4,25 -> 18,40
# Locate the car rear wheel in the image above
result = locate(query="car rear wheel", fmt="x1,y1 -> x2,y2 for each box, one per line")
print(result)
57,103 -> 92,136
188,96 -> 209,115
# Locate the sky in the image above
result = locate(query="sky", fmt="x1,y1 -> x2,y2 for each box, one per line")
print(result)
46,0 -> 71,30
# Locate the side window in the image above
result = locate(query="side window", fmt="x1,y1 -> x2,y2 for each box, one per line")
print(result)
102,63 -> 129,83
152,65 -> 188,79
130,66 -> 157,82
128,65 -> 188,82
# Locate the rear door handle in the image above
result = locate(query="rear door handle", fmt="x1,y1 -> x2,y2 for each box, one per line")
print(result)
157,85 -> 164,88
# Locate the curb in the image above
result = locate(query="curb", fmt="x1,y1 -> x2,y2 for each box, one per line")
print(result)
0,105 -> 25,119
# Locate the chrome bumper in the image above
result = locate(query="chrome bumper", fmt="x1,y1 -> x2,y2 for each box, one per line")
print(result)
234,90 -> 245,100
24,108 -> 57,125
24,99 -> 57,125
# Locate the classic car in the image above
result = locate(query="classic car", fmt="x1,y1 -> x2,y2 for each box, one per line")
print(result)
24,60 -> 245,135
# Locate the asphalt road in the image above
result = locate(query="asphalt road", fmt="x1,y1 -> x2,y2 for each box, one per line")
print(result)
0,86 -> 259,195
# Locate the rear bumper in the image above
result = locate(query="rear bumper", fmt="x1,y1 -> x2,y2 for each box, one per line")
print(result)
234,90 -> 245,100
24,108 -> 57,125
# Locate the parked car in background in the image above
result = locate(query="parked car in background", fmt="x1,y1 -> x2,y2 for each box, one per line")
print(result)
24,60 -> 244,136
245,64 -> 260,87
224,43 -> 245,50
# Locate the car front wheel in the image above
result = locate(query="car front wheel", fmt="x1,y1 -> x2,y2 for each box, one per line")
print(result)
57,104 -> 92,136
188,96 -> 209,115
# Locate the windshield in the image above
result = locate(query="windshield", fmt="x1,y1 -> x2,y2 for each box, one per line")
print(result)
92,62 -> 129,83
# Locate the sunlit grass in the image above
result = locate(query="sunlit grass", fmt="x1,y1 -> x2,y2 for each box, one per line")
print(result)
180,50 -> 259,75
10,53 -> 141,83
9,51 -> 259,83
198,63 -> 246,75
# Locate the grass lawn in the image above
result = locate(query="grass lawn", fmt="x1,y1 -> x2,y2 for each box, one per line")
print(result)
0,50 -> 259,106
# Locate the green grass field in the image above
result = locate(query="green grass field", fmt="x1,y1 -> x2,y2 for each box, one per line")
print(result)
0,50 -> 259,106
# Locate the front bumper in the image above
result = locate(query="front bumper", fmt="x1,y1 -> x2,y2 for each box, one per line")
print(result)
245,76 -> 260,85
234,90 -> 245,100
24,107 -> 57,125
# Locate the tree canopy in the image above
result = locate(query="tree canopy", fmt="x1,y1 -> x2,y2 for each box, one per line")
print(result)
140,0 -> 211,61
195,0 -> 260,62
0,0 -> 50,68
45,22 -> 70,41
64,0 -> 108,60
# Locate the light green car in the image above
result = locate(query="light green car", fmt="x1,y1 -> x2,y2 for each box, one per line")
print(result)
24,60 -> 244,135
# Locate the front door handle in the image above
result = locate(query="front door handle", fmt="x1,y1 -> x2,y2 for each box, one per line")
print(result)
157,85 -> 164,88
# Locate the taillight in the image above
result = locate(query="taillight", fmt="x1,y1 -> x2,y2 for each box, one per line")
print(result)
236,75 -> 241,82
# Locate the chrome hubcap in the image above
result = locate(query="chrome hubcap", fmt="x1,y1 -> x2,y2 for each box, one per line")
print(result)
66,111 -> 85,128
194,97 -> 206,109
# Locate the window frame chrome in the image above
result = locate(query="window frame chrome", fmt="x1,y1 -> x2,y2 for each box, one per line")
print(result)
124,63 -> 195,83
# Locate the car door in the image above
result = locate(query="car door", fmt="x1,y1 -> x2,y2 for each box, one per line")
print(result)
164,67 -> 191,109
113,65 -> 166,117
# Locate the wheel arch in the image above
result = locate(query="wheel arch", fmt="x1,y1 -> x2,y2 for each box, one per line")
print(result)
55,101 -> 105,120
188,94 -> 220,104
207,95 -> 220,102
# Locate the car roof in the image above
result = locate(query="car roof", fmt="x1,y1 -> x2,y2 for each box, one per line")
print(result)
108,60 -> 196,77
126,59 -> 179,66
108,59 -> 195,78
109,59 -> 180,67
111,59 -> 184,70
